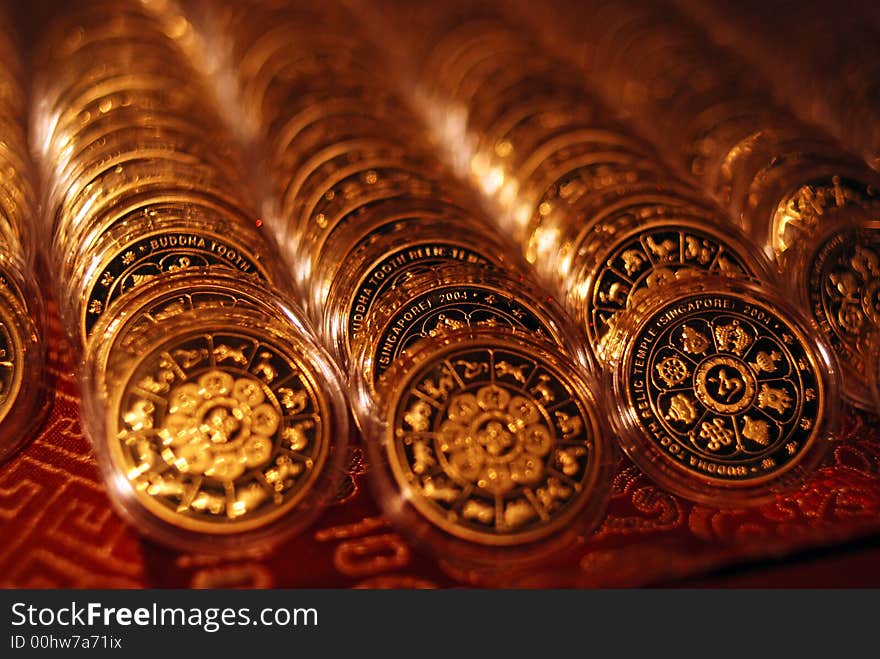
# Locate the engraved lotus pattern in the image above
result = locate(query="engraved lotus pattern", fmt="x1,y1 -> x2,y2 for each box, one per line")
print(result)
392,346 -> 600,544
437,384 -> 552,495
650,314 -> 811,462
116,331 -> 329,529
157,370 -> 280,482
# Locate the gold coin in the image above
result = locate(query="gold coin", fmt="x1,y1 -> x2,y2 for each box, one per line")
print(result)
48,124 -> 243,210
274,110 -> 412,166
429,29 -> 528,103
478,96 -> 642,177
79,221 -> 273,343
375,333 -> 612,546
0,271 -> 50,465
571,212 -> 772,363
788,218 -> 880,409
420,20 -> 513,83
259,69 -> 413,136
296,166 -> 448,258
686,99 -> 776,189
239,31 -> 376,103
0,177 -> 32,246
39,66 -> 204,148
343,239 -> 493,353
324,219 -> 516,364
0,295 -> 25,427
310,199 -> 508,314
51,158 -> 252,252
269,92 -> 414,155
767,174 -> 880,256
455,51 -> 567,117
277,137 -> 406,216
51,147 -> 241,220
86,268 -> 300,392
608,277 -> 837,505
514,125 -> 651,187
362,265 -> 578,387
36,2 -> 174,61
105,318 -> 339,537
521,157 -> 676,255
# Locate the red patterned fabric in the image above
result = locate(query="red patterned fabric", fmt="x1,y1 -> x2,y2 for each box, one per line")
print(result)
2,302 -> 879,588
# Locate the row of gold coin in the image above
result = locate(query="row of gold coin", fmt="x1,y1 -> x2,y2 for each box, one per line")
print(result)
524,0 -> 880,413
0,6 -> 52,464
204,0 -> 618,574
675,0 -> 880,173
361,0 -> 842,507
201,3 -> 526,361
17,0 -> 860,566
30,0 -> 351,555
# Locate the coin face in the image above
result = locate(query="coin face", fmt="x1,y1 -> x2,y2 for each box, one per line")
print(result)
110,327 -> 331,534
585,222 -> 758,358
384,340 -> 606,545
805,222 -> 880,407
82,228 -> 269,340
622,292 -> 825,489
371,283 -> 557,382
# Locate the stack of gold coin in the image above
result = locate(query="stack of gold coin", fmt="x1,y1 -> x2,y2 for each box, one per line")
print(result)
0,6 -> 52,464
525,0 -> 880,413
357,0 -> 843,507
356,326 -> 616,580
675,0 -> 880,173
200,0 -> 615,576
372,3 -> 772,355
31,0 -> 292,348
31,0 -> 351,554
205,1 -> 549,370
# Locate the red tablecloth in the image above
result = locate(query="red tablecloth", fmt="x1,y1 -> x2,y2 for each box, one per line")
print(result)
3,301 -> 880,588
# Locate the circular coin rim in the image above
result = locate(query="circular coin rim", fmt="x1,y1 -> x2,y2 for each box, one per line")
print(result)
787,215 -> 880,410
577,215 -> 775,362
611,280 -> 835,504
104,321 -> 335,536
379,333 -> 610,546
